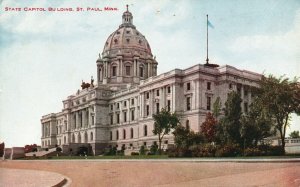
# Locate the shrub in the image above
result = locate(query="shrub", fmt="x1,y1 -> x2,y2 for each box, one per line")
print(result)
131,152 -> 139,156
215,144 -> 241,157
244,147 -> 261,156
150,144 -> 158,155
104,147 -> 117,156
257,145 -> 284,156
56,147 -> 62,152
168,147 -> 192,157
139,146 -> 147,155
190,144 -> 217,157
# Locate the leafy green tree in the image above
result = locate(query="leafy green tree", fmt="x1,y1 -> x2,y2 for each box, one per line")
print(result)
201,112 -> 218,143
218,91 -> 243,145
213,97 -> 222,119
173,125 -> 204,148
240,100 -> 273,147
289,130 -> 300,138
152,108 -> 180,154
255,75 -> 300,153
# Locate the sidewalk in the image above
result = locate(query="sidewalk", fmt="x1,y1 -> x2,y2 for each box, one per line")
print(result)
0,168 -> 70,187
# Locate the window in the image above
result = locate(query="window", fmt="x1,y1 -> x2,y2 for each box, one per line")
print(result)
123,129 -> 126,139
131,110 -> 135,121
186,120 -> 190,129
116,130 -> 119,140
126,38 -> 130,43
164,140 -> 168,144
130,128 -> 134,139
144,142 -> 147,146
117,113 -> 120,123
186,97 -> 191,111
156,103 -> 160,114
244,102 -> 248,113
146,92 -> 150,99
124,111 -> 127,122
167,100 -> 171,112
244,89 -> 248,96
110,104 -> 113,110
124,101 -> 127,107
167,86 -> 171,93
112,66 -> 117,76
131,98 -> 134,105
144,125 -> 148,136
187,82 -> 191,91
207,96 -> 211,110
207,82 -> 211,90
146,105 -> 150,116
117,103 -> 120,109
110,131 -> 112,140
156,90 -> 159,96
229,83 -> 232,89
126,66 -> 131,76
139,67 -> 144,77
91,132 -> 93,141
110,115 -> 113,125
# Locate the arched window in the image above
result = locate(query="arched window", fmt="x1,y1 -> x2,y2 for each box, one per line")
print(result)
112,66 -> 117,77
90,132 -> 93,141
186,120 -> 190,129
130,128 -> 134,139
139,66 -> 144,77
116,130 -> 119,140
144,125 -> 148,136
123,129 -> 126,139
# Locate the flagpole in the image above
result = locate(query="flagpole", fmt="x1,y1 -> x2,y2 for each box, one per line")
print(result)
206,14 -> 209,64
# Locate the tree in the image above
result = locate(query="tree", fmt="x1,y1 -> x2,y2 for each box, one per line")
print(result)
173,125 -> 204,148
218,91 -> 243,146
201,112 -> 218,143
213,97 -> 222,119
240,100 -> 273,147
289,131 -> 300,138
255,75 -> 300,153
153,108 -> 180,154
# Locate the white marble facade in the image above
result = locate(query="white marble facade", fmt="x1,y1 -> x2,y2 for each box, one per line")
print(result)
41,8 -> 261,155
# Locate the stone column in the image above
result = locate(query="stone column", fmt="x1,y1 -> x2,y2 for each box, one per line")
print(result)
133,59 -> 137,76
241,85 -> 244,112
140,93 -> 144,117
75,112 -> 79,129
82,109 -> 86,127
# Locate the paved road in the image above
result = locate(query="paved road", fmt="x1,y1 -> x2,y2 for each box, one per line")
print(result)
1,160 -> 300,187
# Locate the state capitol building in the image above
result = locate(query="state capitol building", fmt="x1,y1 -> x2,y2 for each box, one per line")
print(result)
41,7 -> 261,155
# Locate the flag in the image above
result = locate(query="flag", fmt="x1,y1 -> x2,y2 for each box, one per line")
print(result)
208,20 -> 214,29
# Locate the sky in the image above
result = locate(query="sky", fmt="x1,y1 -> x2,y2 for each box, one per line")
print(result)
0,0 -> 299,147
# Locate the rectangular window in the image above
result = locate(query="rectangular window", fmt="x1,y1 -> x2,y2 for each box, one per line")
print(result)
131,98 -> 134,105
207,96 -> 211,110
124,101 -> 127,107
126,66 -> 131,76
186,97 -> 191,111
117,103 -> 120,109
156,103 -> 160,114
167,100 -> 171,112
187,82 -> 191,91
156,90 -> 159,96
139,67 -> 144,77
229,83 -> 232,89
112,66 -> 117,76
117,113 -> 120,123
124,111 -> 127,122
167,86 -> 171,93
110,104 -> 113,110
110,115 -> 113,125
244,102 -> 248,113
146,92 -> 150,99
244,89 -> 248,96
131,110 -> 135,121
207,82 -> 211,90
146,105 -> 150,116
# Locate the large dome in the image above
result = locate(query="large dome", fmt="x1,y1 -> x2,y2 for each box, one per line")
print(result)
102,7 -> 152,58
